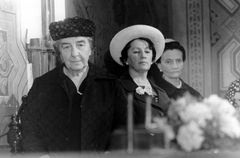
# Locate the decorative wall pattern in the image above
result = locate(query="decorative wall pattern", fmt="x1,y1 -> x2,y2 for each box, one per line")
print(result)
218,0 -> 239,14
0,30 -> 13,96
219,39 -> 240,90
210,0 -> 240,95
0,1 -> 28,145
187,0 -> 204,95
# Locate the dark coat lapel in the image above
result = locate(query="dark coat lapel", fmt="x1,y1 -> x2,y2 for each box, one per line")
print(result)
118,73 -> 147,103
119,73 -> 169,112
149,80 -> 169,112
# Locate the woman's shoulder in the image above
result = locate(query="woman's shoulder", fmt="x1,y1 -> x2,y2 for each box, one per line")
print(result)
116,73 -> 138,93
181,80 -> 202,98
150,79 -> 167,94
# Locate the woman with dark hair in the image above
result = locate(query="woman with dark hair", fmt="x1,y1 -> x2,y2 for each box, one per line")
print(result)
149,39 -> 202,100
109,25 -> 171,125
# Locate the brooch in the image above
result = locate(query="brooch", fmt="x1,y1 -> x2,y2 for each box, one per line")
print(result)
136,86 -> 153,95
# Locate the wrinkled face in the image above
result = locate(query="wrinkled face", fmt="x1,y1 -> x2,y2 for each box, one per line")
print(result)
58,36 -> 92,73
126,39 -> 153,73
157,49 -> 184,79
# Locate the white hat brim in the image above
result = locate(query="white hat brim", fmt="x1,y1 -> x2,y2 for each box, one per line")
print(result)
109,25 -> 165,66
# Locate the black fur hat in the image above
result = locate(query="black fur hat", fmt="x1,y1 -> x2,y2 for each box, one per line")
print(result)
49,16 -> 96,41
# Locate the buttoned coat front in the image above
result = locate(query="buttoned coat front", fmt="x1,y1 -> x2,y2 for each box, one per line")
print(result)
21,63 -> 126,153
118,72 -> 170,125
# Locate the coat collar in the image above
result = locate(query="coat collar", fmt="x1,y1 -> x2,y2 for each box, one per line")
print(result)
148,64 -> 176,96
158,76 -> 189,96
119,72 -> 168,112
55,63 -> 116,122
118,72 -> 138,93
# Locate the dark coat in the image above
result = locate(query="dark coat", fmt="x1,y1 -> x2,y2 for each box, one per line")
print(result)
21,63 -> 126,153
118,72 -> 170,125
149,64 -> 202,100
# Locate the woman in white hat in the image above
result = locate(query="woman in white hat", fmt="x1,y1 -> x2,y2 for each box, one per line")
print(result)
109,25 -> 170,125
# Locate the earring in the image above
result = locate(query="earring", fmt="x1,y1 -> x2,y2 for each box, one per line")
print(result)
157,64 -> 162,72
125,62 -> 129,65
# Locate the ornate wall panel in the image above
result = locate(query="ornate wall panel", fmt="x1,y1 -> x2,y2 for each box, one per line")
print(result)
219,39 -> 240,90
172,0 -> 212,97
0,0 -> 28,145
186,0 -> 205,95
218,0 -> 239,13
210,0 -> 240,96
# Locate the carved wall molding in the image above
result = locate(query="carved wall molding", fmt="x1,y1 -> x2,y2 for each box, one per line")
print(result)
186,0 -> 204,95
219,39 -> 240,90
210,0 -> 240,96
0,0 -> 28,145
217,0 -> 239,14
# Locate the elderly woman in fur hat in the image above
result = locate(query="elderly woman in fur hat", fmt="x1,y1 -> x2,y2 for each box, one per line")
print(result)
21,17 -> 126,154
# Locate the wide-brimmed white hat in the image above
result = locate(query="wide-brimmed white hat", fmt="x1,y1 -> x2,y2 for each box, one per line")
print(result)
109,25 -> 165,66
165,38 -> 176,43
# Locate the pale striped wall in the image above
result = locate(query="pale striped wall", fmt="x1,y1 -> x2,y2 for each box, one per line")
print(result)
0,0 -> 28,145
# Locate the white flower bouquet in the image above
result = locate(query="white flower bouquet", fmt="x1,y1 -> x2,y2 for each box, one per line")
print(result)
148,93 -> 240,152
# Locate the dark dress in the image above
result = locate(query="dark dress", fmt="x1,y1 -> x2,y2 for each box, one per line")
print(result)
21,63 -> 126,153
149,63 -> 202,100
118,72 -> 170,125
109,72 -> 170,150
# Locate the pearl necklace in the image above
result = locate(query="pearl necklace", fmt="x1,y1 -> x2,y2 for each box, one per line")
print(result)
162,74 -> 182,89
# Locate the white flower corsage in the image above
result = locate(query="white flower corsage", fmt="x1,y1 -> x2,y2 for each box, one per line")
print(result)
136,87 -> 145,95
136,86 -> 153,95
